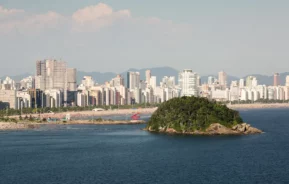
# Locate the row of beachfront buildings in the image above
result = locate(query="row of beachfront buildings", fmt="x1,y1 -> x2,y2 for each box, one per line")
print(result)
0,60 -> 289,110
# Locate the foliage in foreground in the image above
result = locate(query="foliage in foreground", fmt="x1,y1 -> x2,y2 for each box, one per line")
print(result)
147,96 -> 243,132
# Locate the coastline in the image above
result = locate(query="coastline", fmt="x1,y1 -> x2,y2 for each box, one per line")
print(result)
8,103 -> 289,120
146,123 -> 263,136
0,119 -> 146,131
227,103 -> 289,109
10,107 -> 157,119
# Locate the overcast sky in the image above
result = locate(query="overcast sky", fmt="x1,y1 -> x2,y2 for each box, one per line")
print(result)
0,0 -> 289,77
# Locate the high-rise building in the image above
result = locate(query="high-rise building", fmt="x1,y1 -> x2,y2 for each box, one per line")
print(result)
239,79 -> 245,88
197,75 -> 201,87
82,76 -> 95,88
208,76 -> 215,85
274,73 -> 280,86
179,69 -> 198,97
218,71 -> 227,88
35,59 -> 77,106
286,76 -> 289,87
20,76 -> 35,89
150,76 -> 157,90
0,89 -> 17,109
2,77 -> 16,90
145,70 -> 151,85
161,76 -> 175,88
67,68 -> 77,91
246,76 -> 257,88
127,72 -> 140,90
35,59 -> 76,91
110,74 -> 124,87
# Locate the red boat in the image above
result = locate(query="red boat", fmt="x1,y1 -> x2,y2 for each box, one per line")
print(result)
131,113 -> 140,120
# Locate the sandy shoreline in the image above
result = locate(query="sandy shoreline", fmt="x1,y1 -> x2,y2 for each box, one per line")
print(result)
7,103 -> 289,122
227,103 -> 289,109
11,107 -> 158,119
0,120 -> 147,131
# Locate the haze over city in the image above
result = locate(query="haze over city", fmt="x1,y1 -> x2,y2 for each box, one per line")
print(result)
1,0 -> 289,76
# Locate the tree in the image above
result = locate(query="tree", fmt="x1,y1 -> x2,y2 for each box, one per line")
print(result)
147,96 -> 243,132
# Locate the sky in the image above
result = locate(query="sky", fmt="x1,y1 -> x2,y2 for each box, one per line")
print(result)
1,0 -> 289,77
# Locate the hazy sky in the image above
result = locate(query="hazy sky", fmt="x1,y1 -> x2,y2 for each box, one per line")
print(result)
1,0 -> 289,77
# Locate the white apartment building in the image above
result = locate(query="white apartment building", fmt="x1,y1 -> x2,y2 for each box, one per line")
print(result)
82,76 -> 95,88
17,91 -> 31,109
127,72 -> 140,90
161,76 -> 175,88
218,71 -> 227,89
150,76 -> 157,90
179,69 -> 198,97
2,77 -> 16,90
20,76 -> 35,90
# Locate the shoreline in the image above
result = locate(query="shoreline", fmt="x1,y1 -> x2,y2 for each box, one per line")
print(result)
145,123 -> 263,136
0,119 -> 146,131
8,103 -> 289,120
10,107 -> 157,119
227,103 -> 289,109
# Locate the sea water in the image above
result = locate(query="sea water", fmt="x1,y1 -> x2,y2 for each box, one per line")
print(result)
1,109 -> 289,184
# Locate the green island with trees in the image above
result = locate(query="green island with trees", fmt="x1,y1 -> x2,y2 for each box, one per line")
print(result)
146,96 -> 262,135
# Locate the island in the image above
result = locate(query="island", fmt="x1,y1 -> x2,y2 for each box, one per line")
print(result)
145,96 -> 262,135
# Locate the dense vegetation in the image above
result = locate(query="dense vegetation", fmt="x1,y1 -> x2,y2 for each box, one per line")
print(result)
147,96 -> 243,132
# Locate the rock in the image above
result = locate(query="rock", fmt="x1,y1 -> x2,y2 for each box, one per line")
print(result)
146,123 -> 262,135
166,128 -> 177,133
244,127 -> 263,134
206,123 -> 239,135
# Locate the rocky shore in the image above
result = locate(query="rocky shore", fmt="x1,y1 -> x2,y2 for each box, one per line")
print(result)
0,122 -> 38,131
146,123 -> 262,135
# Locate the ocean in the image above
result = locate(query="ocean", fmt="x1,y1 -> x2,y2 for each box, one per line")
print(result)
1,109 -> 289,184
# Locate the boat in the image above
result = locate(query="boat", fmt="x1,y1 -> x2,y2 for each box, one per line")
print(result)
131,113 -> 140,120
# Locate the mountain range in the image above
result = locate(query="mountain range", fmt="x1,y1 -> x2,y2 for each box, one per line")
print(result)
1,67 -> 288,86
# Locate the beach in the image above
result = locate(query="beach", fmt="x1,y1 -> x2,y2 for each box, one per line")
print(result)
227,103 -> 289,109
0,119 -> 147,131
12,107 -> 158,119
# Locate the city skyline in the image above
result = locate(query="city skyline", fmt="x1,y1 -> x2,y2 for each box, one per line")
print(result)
1,1 -> 289,76
1,59 -> 289,110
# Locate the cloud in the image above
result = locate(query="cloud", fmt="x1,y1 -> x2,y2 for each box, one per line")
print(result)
71,3 -> 131,32
0,6 -> 24,15
0,10 -> 65,34
0,3 -> 187,34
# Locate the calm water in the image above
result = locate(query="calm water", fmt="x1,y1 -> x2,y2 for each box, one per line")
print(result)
1,109 -> 289,184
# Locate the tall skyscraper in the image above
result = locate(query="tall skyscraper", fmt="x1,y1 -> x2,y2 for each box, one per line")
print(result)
286,76 -> 289,87
67,68 -> 77,91
179,69 -> 198,97
150,76 -> 157,90
35,59 -> 77,104
161,76 -> 175,88
274,73 -> 280,86
208,76 -> 215,85
145,70 -> 151,85
239,79 -> 245,88
127,72 -> 140,90
218,71 -> 227,88
245,76 -> 257,88
110,74 -> 124,87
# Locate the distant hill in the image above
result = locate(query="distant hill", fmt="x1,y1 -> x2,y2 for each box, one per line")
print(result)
242,73 -> 289,86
